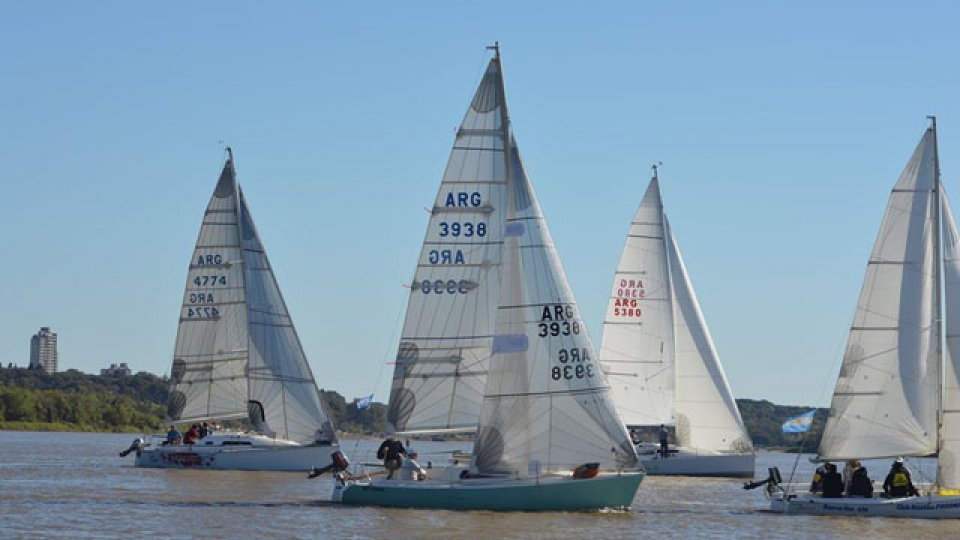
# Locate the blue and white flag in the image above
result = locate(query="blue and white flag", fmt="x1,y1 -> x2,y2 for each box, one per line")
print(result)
781,410 -> 816,433
354,394 -> 373,410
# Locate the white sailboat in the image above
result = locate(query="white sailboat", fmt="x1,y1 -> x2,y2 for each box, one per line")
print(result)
768,118 -> 960,518
125,150 -> 341,471
333,45 -> 643,511
599,168 -> 754,477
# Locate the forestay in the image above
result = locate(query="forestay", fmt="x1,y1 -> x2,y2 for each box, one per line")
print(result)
472,131 -> 638,475
239,188 -> 336,444
818,129 -> 939,460
168,157 -> 251,424
599,177 -> 676,426
939,190 -> 960,490
386,58 -> 507,434
666,217 -> 752,452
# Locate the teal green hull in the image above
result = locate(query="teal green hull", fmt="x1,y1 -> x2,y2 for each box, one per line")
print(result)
335,472 -> 644,511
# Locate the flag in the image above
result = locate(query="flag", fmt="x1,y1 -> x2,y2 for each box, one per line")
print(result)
781,410 -> 816,433
354,394 -> 373,410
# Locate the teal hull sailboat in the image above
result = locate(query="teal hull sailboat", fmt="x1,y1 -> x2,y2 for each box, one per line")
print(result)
333,473 -> 643,511
333,44 -> 643,511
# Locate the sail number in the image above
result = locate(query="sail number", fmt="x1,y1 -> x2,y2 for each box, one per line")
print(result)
614,279 -> 645,318
552,348 -> 596,380
537,304 -> 580,337
438,221 -> 486,237
538,321 -> 580,337
187,307 -> 220,319
193,275 -> 227,287
421,279 -> 472,294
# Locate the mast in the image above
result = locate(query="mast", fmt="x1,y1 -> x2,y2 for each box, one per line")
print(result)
489,42 -> 510,175
228,147 -> 254,423
932,115 -> 944,464
652,162 -> 678,429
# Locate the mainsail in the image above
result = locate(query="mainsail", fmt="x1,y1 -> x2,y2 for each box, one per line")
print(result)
599,176 -> 675,426
818,127 -> 939,461
666,216 -> 752,452
470,51 -> 637,475
168,152 -> 335,444
386,58 -> 507,434
168,157 -> 250,424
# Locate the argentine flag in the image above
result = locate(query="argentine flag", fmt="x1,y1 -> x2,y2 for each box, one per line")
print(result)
781,410 -> 816,433
355,394 -> 373,410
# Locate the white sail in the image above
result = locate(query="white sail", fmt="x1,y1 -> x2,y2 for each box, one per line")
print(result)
386,58 -> 507,434
168,157 -> 250,423
239,188 -> 336,444
818,128 -> 939,460
939,189 -> 960,489
472,127 -> 638,475
599,177 -> 675,426
666,216 -> 752,452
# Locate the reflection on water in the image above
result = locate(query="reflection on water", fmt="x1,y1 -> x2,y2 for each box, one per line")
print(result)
0,431 -> 953,538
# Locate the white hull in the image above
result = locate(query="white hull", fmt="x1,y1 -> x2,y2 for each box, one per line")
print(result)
769,491 -> 960,519
639,446 -> 755,477
134,442 -> 337,472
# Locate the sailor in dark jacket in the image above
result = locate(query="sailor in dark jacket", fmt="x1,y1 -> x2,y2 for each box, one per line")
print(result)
819,462 -> 844,498
377,437 -> 406,479
848,464 -> 874,498
883,458 -> 920,498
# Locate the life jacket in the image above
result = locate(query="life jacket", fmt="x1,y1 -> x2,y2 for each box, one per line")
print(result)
572,463 -> 600,479
892,472 -> 908,487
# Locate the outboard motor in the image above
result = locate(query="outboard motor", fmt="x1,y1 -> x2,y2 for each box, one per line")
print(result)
308,451 -> 350,479
742,466 -> 782,493
118,437 -> 145,457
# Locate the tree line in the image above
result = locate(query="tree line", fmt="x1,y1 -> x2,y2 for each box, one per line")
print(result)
0,366 -> 387,434
0,367 -> 826,447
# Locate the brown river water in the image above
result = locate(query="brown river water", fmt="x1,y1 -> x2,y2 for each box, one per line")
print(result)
0,431 -> 954,538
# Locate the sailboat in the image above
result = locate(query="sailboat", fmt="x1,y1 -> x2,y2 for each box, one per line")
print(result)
599,168 -> 754,477
767,118 -> 960,518
332,45 -> 643,511
125,150 -> 341,471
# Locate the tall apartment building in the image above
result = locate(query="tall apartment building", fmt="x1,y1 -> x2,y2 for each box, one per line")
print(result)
30,327 -> 58,373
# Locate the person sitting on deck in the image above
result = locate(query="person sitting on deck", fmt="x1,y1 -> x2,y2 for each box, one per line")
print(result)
883,458 -> 920,498
809,464 -> 826,493
659,424 -> 669,458
377,437 -> 406,479
848,463 -> 874,498
399,451 -> 427,481
183,424 -> 199,445
164,425 -> 181,445
819,462 -> 844,498
198,422 -> 209,440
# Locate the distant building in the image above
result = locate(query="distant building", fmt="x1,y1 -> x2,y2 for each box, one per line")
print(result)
100,362 -> 132,376
29,327 -> 58,373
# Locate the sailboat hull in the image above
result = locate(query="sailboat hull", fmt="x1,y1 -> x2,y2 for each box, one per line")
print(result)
134,442 -> 338,472
769,492 -> 960,519
332,471 -> 644,511
639,447 -> 755,477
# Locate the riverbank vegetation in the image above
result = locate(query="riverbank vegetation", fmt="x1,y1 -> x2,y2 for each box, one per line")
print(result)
0,367 -> 825,448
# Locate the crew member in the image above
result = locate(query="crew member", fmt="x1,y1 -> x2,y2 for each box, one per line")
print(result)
883,458 -> 919,498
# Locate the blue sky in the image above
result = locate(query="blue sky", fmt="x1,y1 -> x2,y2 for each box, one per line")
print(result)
1,1 -> 958,407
